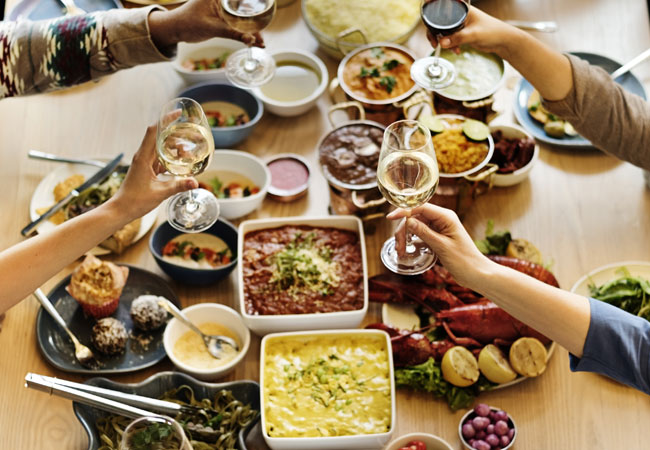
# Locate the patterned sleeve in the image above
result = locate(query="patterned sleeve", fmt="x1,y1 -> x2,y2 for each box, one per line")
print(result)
0,6 -> 172,98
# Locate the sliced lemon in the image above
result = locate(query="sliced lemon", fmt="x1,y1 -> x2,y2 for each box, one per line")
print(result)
478,344 -> 518,384
506,238 -> 542,265
509,337 -> 548,377
441,346 -> 480,387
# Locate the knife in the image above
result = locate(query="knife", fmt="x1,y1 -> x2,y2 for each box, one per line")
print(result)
21,153 -> 123,236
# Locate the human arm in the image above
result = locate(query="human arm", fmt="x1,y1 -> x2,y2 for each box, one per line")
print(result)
0,125 -> 197,314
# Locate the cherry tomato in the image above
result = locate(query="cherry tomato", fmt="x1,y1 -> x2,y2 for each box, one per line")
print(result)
406,441 -> 427,450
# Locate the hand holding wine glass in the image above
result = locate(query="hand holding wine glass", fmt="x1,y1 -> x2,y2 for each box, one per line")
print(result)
157,97 -> 219,233
377,120 -> 440,275
218,0 -> 277,87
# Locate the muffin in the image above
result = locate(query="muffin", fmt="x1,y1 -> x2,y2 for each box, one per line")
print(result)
91,317 -> 128,355
130,295 -> 169,331
66,254 -> 129,318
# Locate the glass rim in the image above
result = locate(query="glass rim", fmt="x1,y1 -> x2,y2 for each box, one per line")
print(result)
382,119 -> 432,152
221,0 -> 276,17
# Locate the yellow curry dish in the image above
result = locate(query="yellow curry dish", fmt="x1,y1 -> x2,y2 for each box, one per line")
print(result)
261,331 -> 394,441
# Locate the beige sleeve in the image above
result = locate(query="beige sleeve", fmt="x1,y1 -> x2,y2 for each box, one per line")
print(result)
543,54 -> 650,170
0,6 -> 173,98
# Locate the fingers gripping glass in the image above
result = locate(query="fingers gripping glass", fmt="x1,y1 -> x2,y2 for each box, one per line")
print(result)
157,97 -> 219,233
219,0 -> 277,88
377,120 -> 440,275
410,0 -> 470,90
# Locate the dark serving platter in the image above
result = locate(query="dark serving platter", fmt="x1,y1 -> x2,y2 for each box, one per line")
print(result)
36,265 -> 180,374
514,51 -> 647,148
73,372 -> 261,450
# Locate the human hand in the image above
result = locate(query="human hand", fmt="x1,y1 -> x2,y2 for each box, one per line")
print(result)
110,125 -> 198,220
387,204 -> 491,289
426,6 -> 519,59
149,0 -> 265,50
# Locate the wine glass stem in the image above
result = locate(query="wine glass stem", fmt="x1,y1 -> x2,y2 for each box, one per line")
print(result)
428,41 -> 443,77
186,189 -> 199,213
404,215 -> 416,254
244,42 -> 258,73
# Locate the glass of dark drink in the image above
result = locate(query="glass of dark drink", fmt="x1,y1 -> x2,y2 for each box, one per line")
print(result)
218,0 -> 277,88
411,0 -> 469,90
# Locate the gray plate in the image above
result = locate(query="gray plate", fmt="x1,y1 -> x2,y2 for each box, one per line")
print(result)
36,265 -> 179,374
73,372 -> 262,450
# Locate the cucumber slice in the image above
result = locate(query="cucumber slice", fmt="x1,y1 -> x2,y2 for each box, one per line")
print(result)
419,114 -> 445,134
462,119 -> 490,141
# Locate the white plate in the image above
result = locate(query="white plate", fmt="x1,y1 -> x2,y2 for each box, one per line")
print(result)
29,162 -> 158,255
570,261 -> 650,296
382,301 -> 555,390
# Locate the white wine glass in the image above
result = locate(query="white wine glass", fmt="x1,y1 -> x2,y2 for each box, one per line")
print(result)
377,120 -> 440,275
157,97 -> 219,233
410,0 -> 470,90
120,415 -> 193,450
219,0 -> 277,88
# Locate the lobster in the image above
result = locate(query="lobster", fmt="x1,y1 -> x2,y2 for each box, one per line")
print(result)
369,256 -> 559,364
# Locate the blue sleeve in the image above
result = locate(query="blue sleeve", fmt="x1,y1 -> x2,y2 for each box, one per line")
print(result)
569,297 -> 650,394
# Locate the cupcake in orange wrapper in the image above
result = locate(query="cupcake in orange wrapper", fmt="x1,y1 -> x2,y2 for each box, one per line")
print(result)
66,254 -> 129,318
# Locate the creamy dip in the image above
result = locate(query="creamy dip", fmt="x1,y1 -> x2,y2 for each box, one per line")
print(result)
263,334 -> 391,438
173,322 -> 240,369
162,233 -> 232,269
438,46 -> 503,100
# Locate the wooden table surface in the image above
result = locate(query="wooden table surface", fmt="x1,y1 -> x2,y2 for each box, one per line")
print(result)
1,0 -> 650,448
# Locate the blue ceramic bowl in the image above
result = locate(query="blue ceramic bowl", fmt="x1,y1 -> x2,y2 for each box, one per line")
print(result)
178,82 -> 263,147
149,219 -> 238,285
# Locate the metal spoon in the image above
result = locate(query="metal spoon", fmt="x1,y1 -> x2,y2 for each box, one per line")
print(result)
158,299 -> 239,359
28,150 -> 106,168
33,289 -> 100,369
610,47 -> 650,80
505,20 -> 558,33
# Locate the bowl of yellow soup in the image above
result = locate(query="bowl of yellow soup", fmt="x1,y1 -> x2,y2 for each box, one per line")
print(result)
163,303 -> 250,380
436,46 -> 505,102
260,329 -> 395,449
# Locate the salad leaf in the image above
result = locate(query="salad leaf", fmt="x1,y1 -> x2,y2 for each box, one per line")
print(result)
474,219 -> 512,255
589,267 -> 650,321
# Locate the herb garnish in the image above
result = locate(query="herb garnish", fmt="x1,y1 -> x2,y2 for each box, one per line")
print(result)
359,67 -> 380,78
379,76 -> 397,93
129,422 -> 175,450
371,47 -> 384,58
382,59 -> 400,71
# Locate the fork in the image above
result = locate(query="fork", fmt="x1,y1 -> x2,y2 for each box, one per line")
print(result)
58,0 -> 87,16
33,289 -> 100,369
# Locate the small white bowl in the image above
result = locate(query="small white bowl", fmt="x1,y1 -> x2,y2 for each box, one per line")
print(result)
197,150 -> 271,220
252,49 -> 328,117
238,215 -> 368,336
163,303 -> 251,380
489,123 -> 539,187
260,329 -> 395,449
173,37 -> 246,84
384,432 -> 454,450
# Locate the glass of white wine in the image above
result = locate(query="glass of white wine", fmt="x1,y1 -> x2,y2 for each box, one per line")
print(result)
120,416 -> 193,450
157,97 -> 219,233
377,120 -> 440,275
219,0 -> 277,88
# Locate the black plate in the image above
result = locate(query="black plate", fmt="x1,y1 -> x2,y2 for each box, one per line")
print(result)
73,372 -> 261,450
514,51 -> 648,148
36,265 -> 179,374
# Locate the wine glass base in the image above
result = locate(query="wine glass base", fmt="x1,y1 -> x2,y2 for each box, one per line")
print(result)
411,56 -> 456,90
167,188 -> 219,233
380,236 -> 437,275
225,47 -> 276,88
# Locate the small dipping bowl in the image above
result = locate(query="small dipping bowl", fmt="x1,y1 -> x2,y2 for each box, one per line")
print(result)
172,37 -> 246,85
163,303 -> 250,380
266,154 -> 311,202
384,432 -> 454,450
459,405 -> 517,450
489,123 -> 539,187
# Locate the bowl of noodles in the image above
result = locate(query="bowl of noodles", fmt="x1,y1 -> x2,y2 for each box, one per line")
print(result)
73,371 -> 260,450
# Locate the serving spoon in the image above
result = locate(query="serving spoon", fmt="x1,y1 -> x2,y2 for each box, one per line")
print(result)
28,150 -> 106,168
158,299 -> 239,359
610,47 -> 650,80
33,289 -> 100,369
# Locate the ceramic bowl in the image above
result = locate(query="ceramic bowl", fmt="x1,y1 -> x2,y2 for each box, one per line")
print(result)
149,219 -> 238,285
458,406 -> 517,450
238,215 -> 368,336
178,82 -> 263,147
489,123 -> 539,187
163,303 -> 251,380
197,150 -> 271,219
172,37 -> 246,84
251,49 -> 328,117
384,432 -> 454,450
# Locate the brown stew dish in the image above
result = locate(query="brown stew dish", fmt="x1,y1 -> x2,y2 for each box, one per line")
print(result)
319,124 -> 383,187
242,225 -> 363,315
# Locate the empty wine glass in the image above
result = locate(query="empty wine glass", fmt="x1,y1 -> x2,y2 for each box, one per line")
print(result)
120,416 -> 193,450
377,120 -> 440,275
219,0 -> 277,87
157,97 -> 219,233
411,0 -> 470,90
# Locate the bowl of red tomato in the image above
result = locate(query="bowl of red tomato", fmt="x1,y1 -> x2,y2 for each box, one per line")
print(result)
384,433 -> 454,450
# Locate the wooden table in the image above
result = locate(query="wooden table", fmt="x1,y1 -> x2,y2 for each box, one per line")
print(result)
1,0 -> 650,448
